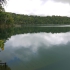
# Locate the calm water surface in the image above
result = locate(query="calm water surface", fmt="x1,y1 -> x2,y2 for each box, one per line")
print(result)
0,27 -> 70,70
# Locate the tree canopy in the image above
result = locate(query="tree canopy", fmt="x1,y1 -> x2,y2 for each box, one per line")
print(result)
10,13 -> 70,25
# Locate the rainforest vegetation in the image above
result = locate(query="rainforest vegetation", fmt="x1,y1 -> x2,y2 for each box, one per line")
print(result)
12,13 -> 70,25
2,13 -> 70,26
1,0 -> 70,70
1,0 -> 70,51
0,0 -> 70,51
0,1 -> 11,70
1,12 -> 70,27
0,0 -> 70,27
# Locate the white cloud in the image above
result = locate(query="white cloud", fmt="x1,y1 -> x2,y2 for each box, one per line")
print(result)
0,32 -> 69,62
53,0 -> 70,4
41,0 -> 70,4
5,32 -> 70,51
4,0 -> 70,16
1,32 -> 70,63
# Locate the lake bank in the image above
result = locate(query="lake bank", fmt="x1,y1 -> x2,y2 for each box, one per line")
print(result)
14,24 -> 70,27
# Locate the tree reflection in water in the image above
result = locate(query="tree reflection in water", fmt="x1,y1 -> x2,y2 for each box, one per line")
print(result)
0,40 -> 4,51
0,40 -> 11,70
0,63 -> 11,70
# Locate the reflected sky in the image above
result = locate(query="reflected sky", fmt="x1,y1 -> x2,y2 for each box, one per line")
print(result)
0,32 -> 70,70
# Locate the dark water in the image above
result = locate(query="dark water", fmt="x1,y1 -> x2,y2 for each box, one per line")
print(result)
0,27 -> 70,70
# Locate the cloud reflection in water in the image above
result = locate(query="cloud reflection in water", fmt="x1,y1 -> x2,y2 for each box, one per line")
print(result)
1,32 -> 70,70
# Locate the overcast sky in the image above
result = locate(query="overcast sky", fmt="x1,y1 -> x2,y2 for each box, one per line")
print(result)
4,0 -> 70,16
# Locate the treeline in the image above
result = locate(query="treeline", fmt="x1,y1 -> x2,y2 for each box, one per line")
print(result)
0,12 -> 14,28
1,7 -> 70,51
1,12 -> 70,27
11,13 -> 70,25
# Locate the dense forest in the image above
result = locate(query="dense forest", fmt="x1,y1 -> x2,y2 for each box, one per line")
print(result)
0,1 -> 11,70
1,12 -> 70,27
4,13 -> 70,26
0,0 -> 70,27
1,0 -> 70,52
0,1 -> 70,70
11,13 -> 70,25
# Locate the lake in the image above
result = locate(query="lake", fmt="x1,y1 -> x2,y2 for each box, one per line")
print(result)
0,26 -> 70,70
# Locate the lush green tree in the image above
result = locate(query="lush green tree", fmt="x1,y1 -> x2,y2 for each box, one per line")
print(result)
0,40 -> 4,51
11,13 -> 70,26
0,12 -> 14,28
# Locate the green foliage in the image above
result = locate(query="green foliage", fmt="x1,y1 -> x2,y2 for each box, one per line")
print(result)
10,13 -> 70,25
0,40 -> 4,51
0,11 -> 70,28
0,12 -> 14,28
6,13 -> 14,25
0,12 -> 6,24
